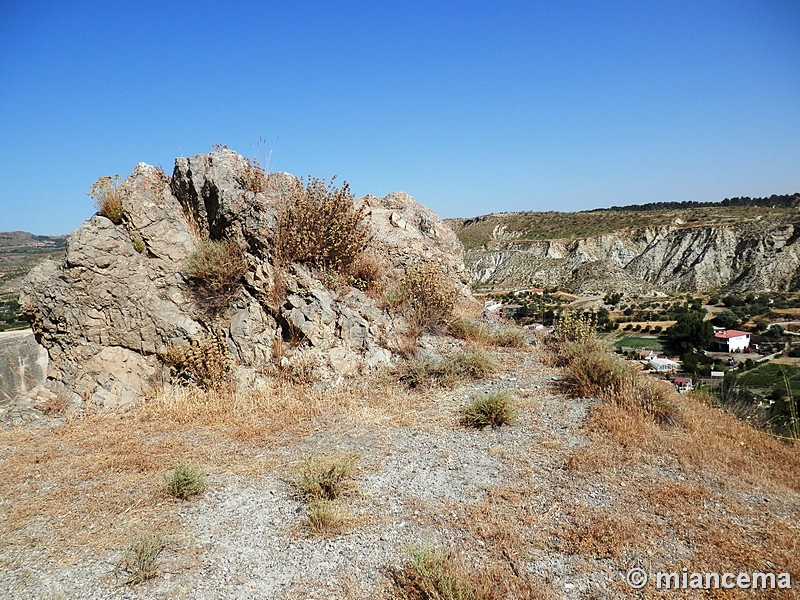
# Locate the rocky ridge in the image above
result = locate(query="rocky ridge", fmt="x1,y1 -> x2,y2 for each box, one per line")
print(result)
12,149 -> 476,419
450,218 -> 800,294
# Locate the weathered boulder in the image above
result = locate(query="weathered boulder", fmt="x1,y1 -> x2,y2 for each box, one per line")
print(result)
0,329 -> 47,403
17,148 -> 477,410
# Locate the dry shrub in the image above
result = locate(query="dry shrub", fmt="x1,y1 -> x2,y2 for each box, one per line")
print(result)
448,317 -> 528,349
41,393 -> 69,417
559,342 -> 681,425
158,334 -> 233,392
343,251 -> 385,295
392,263 -> 458,333
117,529 -> 165,585
295,454 -> 355,501
240,156 -> 267,192
185,239 -> 248,312
461,390 -> 517,429
274,176 -> 372,274
392,547 -> 491,600
552,311 -> 595,343
164,461 -> 206,500
561,348 -> 634,400
88,174 -> 124,224
397,345 -> 498,388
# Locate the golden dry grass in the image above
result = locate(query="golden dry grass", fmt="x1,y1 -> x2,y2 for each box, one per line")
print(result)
0,377 -> 419,568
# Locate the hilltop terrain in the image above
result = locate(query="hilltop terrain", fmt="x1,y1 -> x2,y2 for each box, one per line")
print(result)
447,201 -> 800,294
1,158 -> 798,598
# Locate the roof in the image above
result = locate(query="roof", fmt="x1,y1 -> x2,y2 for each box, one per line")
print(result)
650,358 -> 679,366
673,377 -> 691,384
713,330 -> 750,339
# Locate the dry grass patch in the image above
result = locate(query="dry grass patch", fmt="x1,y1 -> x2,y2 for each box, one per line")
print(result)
391,546 -> 492,600
559,508 -> 639,559
461,391 -> 517,429
397,345 -> 499,388
306,499 -> 349,536
554,338 -> 681,425
448,317 -> 528,349
294,453 -> 357,536
116,529 -> 165,585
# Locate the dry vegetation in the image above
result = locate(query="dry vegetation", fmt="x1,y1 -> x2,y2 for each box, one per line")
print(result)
88,174 -> 124,224
3,319 -> 799,597
274,176 -> 372,275
184,239 -> 249,313
449,204 -> 800,249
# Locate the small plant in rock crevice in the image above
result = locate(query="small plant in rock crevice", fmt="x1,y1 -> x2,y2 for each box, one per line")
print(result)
88,174 -> 124,224
158,334 -> 233,392
274,176 -> 372,275
185,239 -> 249,313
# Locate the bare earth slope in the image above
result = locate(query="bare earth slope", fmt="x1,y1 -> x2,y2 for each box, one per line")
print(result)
447,206 -> 800,293
2,343 -> 798,599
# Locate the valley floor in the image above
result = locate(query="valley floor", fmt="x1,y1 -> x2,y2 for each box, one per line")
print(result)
1,343 -> 798,599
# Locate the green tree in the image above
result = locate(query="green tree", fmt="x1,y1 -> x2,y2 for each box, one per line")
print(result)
713,309 -> 741,329
666,311 -> 713,355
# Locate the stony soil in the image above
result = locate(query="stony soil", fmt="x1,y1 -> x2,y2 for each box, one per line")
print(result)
2,343 -> 799,599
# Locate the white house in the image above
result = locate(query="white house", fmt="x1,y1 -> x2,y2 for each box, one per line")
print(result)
650,357 -> 681,372
673,377 -> 693,393
712,330 -> 750,353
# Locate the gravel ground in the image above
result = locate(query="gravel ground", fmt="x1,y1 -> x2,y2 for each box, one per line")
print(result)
4,344 -> 798,599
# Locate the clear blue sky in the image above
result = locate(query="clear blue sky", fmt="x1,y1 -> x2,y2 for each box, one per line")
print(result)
1,1 -> 798,235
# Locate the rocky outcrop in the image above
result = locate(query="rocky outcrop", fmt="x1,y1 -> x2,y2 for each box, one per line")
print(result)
459,222 -> 800,294
17,149 -> 476,413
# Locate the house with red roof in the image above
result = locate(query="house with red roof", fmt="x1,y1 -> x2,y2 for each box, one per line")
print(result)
712,329 -> 750,353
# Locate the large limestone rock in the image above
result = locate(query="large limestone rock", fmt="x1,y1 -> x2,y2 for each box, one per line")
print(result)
17,149 -> 476,412
0,329 -> 47,403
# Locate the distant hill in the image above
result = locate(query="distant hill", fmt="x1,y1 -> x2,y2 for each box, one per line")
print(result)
447,196 -> 800,251
0,231 -> 67,330
446,195 -> 800,294
0,231 -> 67,249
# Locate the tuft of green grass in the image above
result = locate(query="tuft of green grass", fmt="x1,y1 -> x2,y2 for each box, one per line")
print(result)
461,391 -> 517,429
450,345 -> 499,380
447,317 -> 528,349
117,530 -> 165,585
296,455 -> 354,501
397,345 -> 498,388
306,499 -> 347,536
392,546 -> 489,600
164,461 -> 206,500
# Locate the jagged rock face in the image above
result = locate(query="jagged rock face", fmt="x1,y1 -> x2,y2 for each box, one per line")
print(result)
19,149 -> 475,410
462,222 -> 800,294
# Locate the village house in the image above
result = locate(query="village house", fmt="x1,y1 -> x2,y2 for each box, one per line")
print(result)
637,349 -> 656,361
673,377 -> 693,393
712,329 -> 751,353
